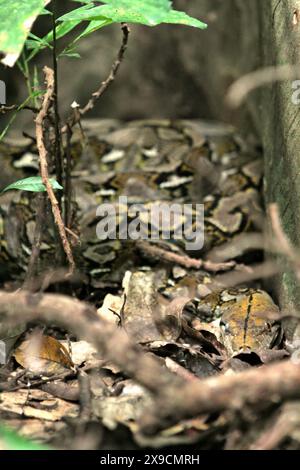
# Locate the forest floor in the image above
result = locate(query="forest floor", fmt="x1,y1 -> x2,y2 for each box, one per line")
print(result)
0,119 -> 299,450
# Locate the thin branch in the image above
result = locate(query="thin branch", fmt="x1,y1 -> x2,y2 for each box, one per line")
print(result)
79,23 -> 130,117
136,240 -> 236,272
0,104 -> 38,114
212,260 -> 278,290
249,402 -> 300,450
268,203 -> 300,280
269,204 -> 295,258
52,0 -> 63,191
226,64 -> 300,108
64,121 -> 73,229
35,66 -> 75,274
62,23 -> 130,134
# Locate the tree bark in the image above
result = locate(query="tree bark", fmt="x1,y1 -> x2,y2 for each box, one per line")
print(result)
260,1 -> 300,327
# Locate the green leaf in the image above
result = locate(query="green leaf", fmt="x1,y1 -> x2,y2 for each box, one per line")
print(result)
74,18 -> 112,42
0,426 -> 48,450
1,176 -> 63,193
59,0 -> 207,29
26,20 -> 82,60
26,4 -> 100,60
59,51 -> 81,59
0,0 -> 50,67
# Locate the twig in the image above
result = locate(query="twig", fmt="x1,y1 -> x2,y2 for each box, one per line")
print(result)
249,401 -> 300,450
58,23 -> 130,246
136,240 -> 236,272
212,260 -> 278,290
0,290 -> 175,396
64,122 -> 73,228
226,64 -> 300,108
35,66 -> 75,274
0,369 -> 74,393
0,104 -> 38,114
52,0 -> 63,192
79,23 -> 130,117
208,232 -> 265,262
268,203 -> 300,280
61,23 -> 130,134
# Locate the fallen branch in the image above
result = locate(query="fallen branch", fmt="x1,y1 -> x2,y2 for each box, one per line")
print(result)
0,290 -> 300,434
136,241 -> 236,272
249,401 -> 300,450
35,66 -> 75,274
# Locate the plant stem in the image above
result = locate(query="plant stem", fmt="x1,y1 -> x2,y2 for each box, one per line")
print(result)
64,122 -> 72,228
52,1 -> 63,193
36,66 -> 75,275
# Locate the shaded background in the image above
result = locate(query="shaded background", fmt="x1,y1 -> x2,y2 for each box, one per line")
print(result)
0,0 -> 260,135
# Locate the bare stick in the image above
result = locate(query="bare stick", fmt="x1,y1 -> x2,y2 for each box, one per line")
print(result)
249,402 -> 300,450
136,240 -> 236,272
35,66 -> 75,274
80,23 -> 130,117
64,122 -> 73,229
52,0 -> 63,192
0,104 -> 38,114
269,204 -> 295,258
212,260 -> 278,290
226,64 -> 300,108
61,23 -> 130,134
0,290 -> 180,396
269,203 -> 300,280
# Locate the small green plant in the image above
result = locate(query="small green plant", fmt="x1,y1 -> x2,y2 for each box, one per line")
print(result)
2,176 -> 63,193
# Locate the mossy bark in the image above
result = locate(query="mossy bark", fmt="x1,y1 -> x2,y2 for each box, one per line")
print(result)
260,0 -> 300,319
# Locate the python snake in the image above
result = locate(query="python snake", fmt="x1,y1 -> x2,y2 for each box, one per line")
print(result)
0,119 -> 281,355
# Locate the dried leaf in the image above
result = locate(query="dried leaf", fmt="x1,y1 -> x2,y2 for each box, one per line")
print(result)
148,340 -> 219,378
14,334 -> 74,376
160,296 -> 191,341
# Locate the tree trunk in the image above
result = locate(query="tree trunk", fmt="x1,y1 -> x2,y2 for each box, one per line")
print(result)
260,1 -> 300,324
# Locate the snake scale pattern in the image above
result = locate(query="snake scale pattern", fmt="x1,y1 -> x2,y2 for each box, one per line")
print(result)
0,119 -> 282,356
